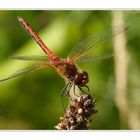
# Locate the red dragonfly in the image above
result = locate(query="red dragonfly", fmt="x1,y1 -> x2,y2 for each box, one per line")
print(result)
0,17 -> 128,97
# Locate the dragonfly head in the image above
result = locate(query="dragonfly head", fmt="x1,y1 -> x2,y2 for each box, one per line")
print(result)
74,71 -> 89,87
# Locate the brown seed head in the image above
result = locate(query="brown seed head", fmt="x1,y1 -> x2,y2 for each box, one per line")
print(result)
55,93 -> 97,130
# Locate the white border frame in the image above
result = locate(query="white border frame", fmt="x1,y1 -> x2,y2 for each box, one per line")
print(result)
0,1 -> 140,140
0,131 -> 140,140
0,0 -> 140,9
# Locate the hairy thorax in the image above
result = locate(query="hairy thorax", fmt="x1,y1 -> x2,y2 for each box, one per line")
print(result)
55,59 -> 78,81
53,58 -> 89,87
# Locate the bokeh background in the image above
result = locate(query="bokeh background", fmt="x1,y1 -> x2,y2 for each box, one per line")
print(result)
0,10 -> 140,130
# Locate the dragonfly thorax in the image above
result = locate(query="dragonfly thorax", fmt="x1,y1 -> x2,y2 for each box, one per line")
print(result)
56,59 -> 77,80
56,59 -> 89,87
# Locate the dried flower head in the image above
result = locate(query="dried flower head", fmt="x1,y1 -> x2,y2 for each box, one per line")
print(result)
55,94 -> 97,130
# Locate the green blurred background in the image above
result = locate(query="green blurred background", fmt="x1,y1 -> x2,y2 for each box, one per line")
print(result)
0,10 -> 140,130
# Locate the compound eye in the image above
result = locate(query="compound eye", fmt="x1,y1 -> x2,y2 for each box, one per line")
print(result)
82,71 -> 88,79
82,79 -> 88,85
75,73 -> 83,81
74,73 -> 83,85
83,75 -> 87,79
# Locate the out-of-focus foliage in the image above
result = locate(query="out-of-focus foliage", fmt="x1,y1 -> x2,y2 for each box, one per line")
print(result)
0,11 -> 139,130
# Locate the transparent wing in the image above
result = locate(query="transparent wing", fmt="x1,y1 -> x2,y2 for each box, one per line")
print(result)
0,62 -> 49,83
68,24 -> 128,62
76,52 -> 113,64
10,55 -> 48,62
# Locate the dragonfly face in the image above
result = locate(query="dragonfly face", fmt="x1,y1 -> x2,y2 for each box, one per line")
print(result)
74,71 -> 89,87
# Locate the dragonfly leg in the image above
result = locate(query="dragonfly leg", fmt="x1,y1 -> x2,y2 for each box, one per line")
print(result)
85,85 -> 90,93
60,83 -> 70,112
73,85 -> 80,97
78,86 -> 87,94
65,83 -> 74,101
60,82 -> 74,112
78,85 -> 90,95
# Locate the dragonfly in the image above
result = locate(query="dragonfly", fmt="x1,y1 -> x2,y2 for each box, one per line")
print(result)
0,17 -> 128,98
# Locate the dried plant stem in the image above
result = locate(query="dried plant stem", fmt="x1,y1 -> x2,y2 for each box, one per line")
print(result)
112,11 -> 129,128
129,107 -> 140,129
